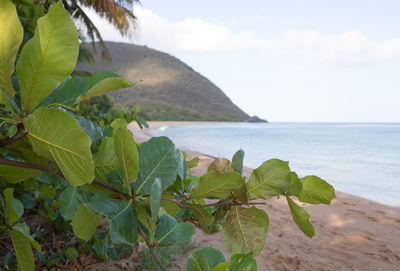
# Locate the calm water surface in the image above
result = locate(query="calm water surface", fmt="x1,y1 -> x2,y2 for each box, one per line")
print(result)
152,123 -> 400,206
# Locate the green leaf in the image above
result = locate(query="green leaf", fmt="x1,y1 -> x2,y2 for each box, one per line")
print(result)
93,137 -> 120,183
7,124 -> 17,137
58,187 -> 83,220
186,247 -> 225,271
287,172 -> 302,197
208,158 -> 235,174
23,107 -> 94,186
150,178 -> 162,222
221,206 -> 269,255
38,184 -> 56,199
71,204 -> 102,241
65,247 -> 79,262
11,223 -> 41,252
110,118 -> 127,132
134,137 -> 179,194
75,116 -> 103,145
232,149 -> 245,176
298,176 -> 335,204
41,71 -> 135,107
114,127 -> 139,185
187,204 -> 213,232
4,139 -> 48,165
9,229 -> 34,271
229,252 -> 257,271
76,70 -> 135,102
109,202 -> 138,246
90,193 -> 138,245
38,77 -> 85,107
16,1 -> 79,113
208,263 -> 229,271
176,149 -> 187,181
0,165 -> 41,183
17,194 -> 36,209
0,0 -> 23,100
247,159 -> 291,199
190,171 -> 245,199
286,196 -> 315,237
232,184 -> 248,205
187,157 -> 199,169
155,214 -> 194,246
160,194 -> 180,217
4,188 -> 23,225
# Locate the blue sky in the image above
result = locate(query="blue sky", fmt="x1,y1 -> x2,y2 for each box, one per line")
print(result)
85,0 -> 400,122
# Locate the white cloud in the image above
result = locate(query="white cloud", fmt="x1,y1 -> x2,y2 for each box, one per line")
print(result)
83,6 -> 400,65
132,7 -> 400,65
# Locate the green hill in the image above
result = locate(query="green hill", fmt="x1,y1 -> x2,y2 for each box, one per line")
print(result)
77,42 -> 265,122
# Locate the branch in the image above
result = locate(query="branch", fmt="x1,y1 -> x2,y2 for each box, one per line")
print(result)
0,125 -> 27,148
160,197 -> 189,209
138,226 -> 167,271
0,158 -> 130,200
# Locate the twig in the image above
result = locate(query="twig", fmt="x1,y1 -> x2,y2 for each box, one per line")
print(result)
160,197 -> 189,209
0,125 -> 27,148
138,226 -> 167,271
0,158 -> 131,200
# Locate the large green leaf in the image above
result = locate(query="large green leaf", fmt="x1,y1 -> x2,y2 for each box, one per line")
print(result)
16,1 -> 79,113
247,159 -> 291,199
155,214 -> 194,246
232,149 -> 245,176
71,203 -> 102,241
286,196 -> 315,237
186,247 -> 226,271
114,127 -> 139,185
190,171 -> 245,199
0,0 -> 23,100
23,107 -> 94,186
4,188 -> 23,225
76,70 -> 135,102
9,229 -> 34,271
93,137 -> 119,183
187,204 -> 214,232
0,165 -> 41,183
298,176 -> 335,204
109,203 -> 138,245
221,206 -> 269,255
150,178 -> 162,222
12,223 -> 41,252
40,71 -> 135,107
58,187 -> 83,220
90,193 -> 138,245
134,137 -> 179,194
38,76 -> 85,107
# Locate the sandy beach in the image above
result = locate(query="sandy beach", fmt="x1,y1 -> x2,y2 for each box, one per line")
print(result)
128,121 -> 400,271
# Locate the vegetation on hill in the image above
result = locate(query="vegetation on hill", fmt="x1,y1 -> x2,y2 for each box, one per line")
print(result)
77,42 -> 265,122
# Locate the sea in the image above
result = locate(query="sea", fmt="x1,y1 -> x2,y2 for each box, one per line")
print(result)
152,123 -> 400,207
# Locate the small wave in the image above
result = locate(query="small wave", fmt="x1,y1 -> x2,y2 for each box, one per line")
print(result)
158,125 -> 168,131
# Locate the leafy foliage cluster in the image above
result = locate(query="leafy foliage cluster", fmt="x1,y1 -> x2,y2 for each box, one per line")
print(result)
0,1 -> 335,270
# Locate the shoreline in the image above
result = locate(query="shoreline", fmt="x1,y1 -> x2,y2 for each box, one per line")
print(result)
128,121 -> 400,270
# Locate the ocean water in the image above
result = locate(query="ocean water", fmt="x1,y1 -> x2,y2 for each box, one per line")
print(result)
152,123 -> 400,207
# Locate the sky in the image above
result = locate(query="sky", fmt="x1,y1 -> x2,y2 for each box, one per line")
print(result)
84,0 -> 400,122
